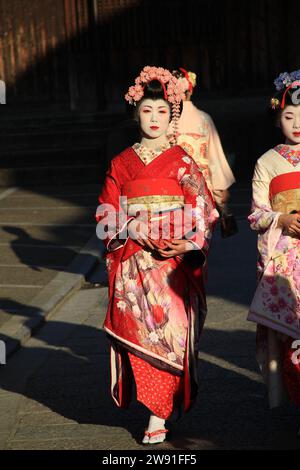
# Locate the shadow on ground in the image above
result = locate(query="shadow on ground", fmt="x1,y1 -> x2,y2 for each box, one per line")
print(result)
1,310 -> 299,449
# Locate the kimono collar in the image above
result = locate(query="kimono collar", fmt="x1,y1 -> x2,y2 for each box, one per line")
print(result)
274,144 -> 300,166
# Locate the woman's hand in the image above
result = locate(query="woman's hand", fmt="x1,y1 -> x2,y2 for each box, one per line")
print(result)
213,189 -> 230,206
128,219 -> 157,250
277,213 -> 300,237
157,239 -> 194,258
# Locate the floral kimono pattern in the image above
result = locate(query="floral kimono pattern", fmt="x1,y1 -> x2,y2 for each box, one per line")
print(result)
248,148 -> 300,338
248,146 -> 300,407
169,101 -> 235,192
97,145 -> 218,414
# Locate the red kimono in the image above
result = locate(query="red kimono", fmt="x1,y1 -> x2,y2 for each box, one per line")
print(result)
96,145 -> 218,418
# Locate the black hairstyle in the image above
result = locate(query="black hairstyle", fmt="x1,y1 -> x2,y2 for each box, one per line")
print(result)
173,69 -> 185,80
133,79 -> 182,121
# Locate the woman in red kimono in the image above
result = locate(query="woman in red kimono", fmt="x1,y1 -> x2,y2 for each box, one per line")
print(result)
96,66 -> 218,444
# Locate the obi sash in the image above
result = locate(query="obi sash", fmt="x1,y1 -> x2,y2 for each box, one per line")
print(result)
121,177 -> 195,257
121,177 -> 184,213
269,172 -> 300,213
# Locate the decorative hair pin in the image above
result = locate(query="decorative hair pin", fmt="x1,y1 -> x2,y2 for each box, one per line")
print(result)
270,97 -> 280,110
175,68 -> 197,94
272,69 -> 300,109
179,68 -> 193,93
274,70 -> 300,91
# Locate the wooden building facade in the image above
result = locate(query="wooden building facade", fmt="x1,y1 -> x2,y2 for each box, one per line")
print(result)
0,0 -> 299,109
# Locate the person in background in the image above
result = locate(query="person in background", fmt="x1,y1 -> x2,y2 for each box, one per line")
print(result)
170,68 -> 235,211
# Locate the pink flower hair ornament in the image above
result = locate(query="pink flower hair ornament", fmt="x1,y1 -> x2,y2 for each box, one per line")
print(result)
125,66 -> 186,144
125,66 -> 185,106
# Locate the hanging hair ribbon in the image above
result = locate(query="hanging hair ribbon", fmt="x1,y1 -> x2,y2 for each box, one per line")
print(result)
157,79 -> 168,101
280,80 -> 300,109
179,67 -> 193,94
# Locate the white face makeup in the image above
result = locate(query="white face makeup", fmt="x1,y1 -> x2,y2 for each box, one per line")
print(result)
139,99 -> 171,139
280,104 -> 300,146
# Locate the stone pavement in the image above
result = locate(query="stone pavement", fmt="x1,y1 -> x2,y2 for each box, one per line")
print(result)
1,185 -> 300,450
0,184 -> 101,356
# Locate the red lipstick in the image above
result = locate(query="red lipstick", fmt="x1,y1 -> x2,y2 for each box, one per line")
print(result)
150,126 -> 159,130
293,132 -> 300,137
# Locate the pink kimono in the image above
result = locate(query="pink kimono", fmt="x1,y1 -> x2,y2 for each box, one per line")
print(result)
248,145 -> 300,407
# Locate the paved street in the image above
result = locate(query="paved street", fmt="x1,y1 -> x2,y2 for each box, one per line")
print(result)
0,182 -> 299,450
0,184 -> 100,356
1,0 -> 298,453
0,184 -> 98,318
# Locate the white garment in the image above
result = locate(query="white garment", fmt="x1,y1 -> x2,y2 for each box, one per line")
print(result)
169,101 -> 235,190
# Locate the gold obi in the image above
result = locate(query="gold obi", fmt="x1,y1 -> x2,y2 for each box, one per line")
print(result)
269,172 -> 300,213
271,188 -> 300,213
121,178 -> 185,215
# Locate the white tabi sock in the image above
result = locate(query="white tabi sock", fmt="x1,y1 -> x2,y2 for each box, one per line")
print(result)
142,415 -> 166,444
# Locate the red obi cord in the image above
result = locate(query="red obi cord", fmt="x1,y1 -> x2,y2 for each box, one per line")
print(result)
269,172 -> 300,200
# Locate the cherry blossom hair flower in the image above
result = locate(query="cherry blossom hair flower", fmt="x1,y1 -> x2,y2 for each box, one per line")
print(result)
125,65 -> 185,106
125,66 -> 186,144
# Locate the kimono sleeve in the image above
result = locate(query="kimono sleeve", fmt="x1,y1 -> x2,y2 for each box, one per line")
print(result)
248,157 -> 284,269
95,159 -> 134,252
248,158 -> 281,233
180,157 -> 219,257
206,115 -> 235,190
